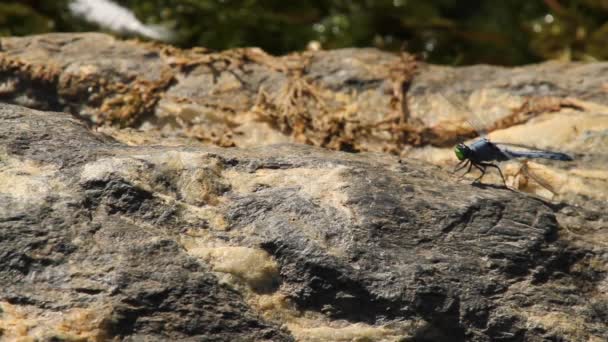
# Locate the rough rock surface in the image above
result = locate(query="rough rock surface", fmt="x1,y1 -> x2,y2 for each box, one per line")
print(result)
0,33 -> 607,341
0,106 -> 292,340
1,33 -> 607,205
0,104 -> 605,341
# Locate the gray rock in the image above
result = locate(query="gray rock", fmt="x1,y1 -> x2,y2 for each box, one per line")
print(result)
0,104 -> 292,341
0,103 -> 605,341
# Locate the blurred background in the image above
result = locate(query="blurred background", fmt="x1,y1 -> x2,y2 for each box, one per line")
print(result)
3,0 -> 608,65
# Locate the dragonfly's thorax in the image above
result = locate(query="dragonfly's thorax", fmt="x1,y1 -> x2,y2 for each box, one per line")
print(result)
466,138 -> 510,162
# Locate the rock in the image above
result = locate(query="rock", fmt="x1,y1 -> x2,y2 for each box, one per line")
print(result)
0,105 -> 292,341
0,33 -> 413,151
1,33 -> 607,205
0,103 -> 605,341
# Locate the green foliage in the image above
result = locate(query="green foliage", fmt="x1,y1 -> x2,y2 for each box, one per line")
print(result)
2,0 -> 608,65
0,3 -> 53,36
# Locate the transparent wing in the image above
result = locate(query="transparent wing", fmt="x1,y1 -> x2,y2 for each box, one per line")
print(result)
431,92 -> 487,138
466,89 -> 519,138
432,89 -> 518,138
466,117 -> 488,138
412,89 -> 520,139
514,161 -> 557,195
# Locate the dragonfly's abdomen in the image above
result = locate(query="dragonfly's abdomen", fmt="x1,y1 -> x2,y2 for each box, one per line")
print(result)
507,150 -> 573,161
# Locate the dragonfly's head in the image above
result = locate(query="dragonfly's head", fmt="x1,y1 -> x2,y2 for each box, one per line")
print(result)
454,143 -> 469,161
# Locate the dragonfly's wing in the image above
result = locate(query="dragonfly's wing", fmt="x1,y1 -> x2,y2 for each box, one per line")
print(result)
521,162 -> 557,195
421,90 -> 520,140
510,160 -> 557,196
466,89 -> 517,138
431,93 -> 487,138
430,89 -> 517,138
466,117 -> 488,139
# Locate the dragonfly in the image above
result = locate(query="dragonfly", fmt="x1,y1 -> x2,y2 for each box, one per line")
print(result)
445,92 -> 574,186
453,138 -> 573,186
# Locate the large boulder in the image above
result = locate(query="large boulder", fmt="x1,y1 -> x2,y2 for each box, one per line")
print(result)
0,103 -> 605,341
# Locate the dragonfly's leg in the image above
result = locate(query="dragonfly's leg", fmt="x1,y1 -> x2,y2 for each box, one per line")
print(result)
454,160 -> 470,175
472,163 -> 486,183
456,161 -> 473,180
453,159 -> 467,173
480,162 -> 507,187
465,161 -> 473,175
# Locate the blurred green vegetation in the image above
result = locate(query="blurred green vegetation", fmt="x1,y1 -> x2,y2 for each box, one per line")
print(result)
3,0 -> 608,65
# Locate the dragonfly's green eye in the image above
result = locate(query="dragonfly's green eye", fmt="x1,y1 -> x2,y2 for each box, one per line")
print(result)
454,146 -> 465,161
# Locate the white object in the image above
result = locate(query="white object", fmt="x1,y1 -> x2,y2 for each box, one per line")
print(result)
69,0 -> 174,41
